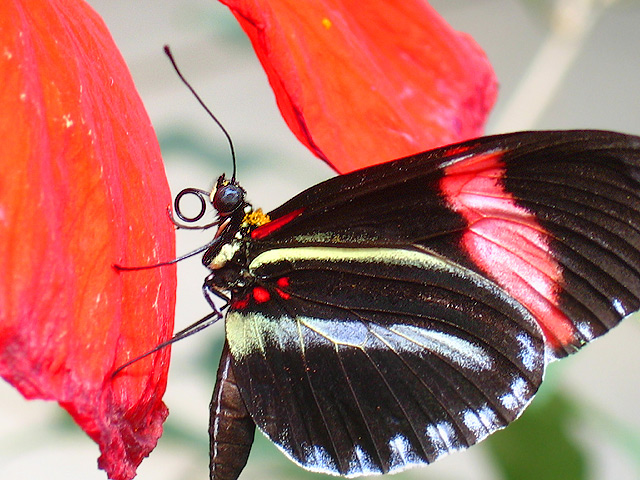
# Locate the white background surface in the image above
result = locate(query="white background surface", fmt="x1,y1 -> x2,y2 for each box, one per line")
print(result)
2,1 -> 640,479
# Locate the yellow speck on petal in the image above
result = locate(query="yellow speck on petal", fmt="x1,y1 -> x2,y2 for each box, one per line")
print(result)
62,114 -> 74,128
321,17 -> 332,29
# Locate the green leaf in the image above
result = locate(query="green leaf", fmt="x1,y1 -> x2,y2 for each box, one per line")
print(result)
485,387 -> 586,480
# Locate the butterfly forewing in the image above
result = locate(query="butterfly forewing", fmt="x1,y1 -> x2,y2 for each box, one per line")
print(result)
248,131 -> 640,357
225,246 -> 545,475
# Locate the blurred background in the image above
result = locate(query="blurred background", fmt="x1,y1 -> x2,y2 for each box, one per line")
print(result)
2,1 -> 640,479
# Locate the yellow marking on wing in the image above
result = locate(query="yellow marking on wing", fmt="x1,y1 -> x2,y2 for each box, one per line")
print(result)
250,246 -> 450,272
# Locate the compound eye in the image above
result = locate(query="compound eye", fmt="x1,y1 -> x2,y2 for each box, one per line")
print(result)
213,183 -> 244,215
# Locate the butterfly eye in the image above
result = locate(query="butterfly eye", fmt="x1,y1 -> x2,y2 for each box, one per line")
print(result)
213,183 -> 245,215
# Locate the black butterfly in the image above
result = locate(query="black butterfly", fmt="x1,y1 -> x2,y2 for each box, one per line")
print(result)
171,130 -> 640,479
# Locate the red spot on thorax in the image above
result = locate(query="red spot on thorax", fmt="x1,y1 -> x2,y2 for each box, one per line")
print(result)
440,149 -> 576,352
251,208 -> 305,240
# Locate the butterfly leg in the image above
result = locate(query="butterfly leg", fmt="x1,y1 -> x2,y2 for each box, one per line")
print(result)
203,273 -> 231,313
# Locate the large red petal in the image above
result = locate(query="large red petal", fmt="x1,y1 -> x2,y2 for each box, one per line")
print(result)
220,0 -> 497,173
0,1 -> 176,479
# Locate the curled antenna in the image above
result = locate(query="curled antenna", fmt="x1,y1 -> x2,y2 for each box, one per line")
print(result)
163,45 -> 237,181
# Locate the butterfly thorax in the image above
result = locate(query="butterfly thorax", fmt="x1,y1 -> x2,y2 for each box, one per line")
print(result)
202,178 -> 273,295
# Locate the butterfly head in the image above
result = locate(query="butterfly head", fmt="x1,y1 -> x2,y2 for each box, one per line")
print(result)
211,174 -> 246,217
200,175 -> 252,277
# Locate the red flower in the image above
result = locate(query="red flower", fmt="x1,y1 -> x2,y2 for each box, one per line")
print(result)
220,0 -> 497,173
0,1 -> 176,480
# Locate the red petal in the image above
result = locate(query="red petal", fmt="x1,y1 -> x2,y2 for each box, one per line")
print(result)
220,0 -> 497,173
0,1 -> 176,479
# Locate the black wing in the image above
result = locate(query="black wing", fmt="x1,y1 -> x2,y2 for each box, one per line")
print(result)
222,130 -> 640,476
249,130 -> 640,356
225,246 -> 545,476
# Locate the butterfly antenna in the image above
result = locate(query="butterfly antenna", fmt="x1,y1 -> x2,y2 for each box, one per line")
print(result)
163,45 -> 237,181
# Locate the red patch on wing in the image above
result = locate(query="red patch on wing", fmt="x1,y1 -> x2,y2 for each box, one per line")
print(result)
231,296 -> 251,310
251,208 -> 305,240
276,289 -> 291,300
276,277 -> 291,300
443,145 -> 473,158
232,280 -> 291,309
440,151 -> 575,352
252,286 -> 271,303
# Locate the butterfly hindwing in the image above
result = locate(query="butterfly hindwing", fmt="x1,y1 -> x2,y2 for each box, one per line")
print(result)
225,245 -> 545,476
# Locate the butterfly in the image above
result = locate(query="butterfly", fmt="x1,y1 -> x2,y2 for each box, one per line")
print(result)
168,129 -> 640,479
